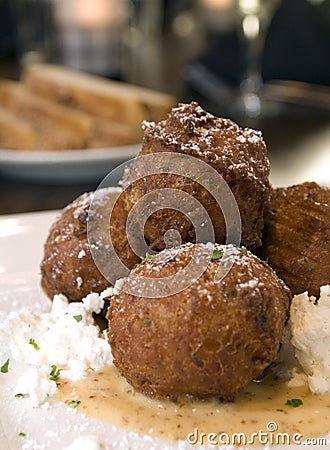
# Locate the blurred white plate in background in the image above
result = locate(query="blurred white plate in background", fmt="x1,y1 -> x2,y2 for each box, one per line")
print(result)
0,144 -> 140,183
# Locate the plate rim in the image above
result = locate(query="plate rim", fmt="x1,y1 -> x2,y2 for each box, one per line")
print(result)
0,143 -> 141,165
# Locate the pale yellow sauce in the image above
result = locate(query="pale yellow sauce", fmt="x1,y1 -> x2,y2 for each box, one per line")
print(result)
55,364 -> 330,445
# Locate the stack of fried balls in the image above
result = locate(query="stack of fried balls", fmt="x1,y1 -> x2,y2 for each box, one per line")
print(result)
41,102 -> 329,400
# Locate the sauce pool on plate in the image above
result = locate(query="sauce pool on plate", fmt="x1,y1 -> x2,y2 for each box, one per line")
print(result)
55,363 -> 330,446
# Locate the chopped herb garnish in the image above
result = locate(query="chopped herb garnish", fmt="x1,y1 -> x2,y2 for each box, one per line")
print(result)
73,314 -> 83,323
276,408 -> 284,412
285,398 -> 303,408
254,256 -> 269,266
67,399 -> 81,408
141,252 -> 154,261
49,365 -> 61,382
15,393 -> 28,398
18,432 -> 26,437
1,358 -> 9,373
28,338 -> 40,351
211,250 -> 223,259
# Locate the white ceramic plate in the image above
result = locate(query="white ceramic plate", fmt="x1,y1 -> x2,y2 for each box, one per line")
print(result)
0,212 -> 328,450
0,144 -> 140,183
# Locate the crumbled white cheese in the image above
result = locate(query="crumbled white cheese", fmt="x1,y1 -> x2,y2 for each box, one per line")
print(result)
0,290 -> 113,406
82,292 -> 104,314
14,366 -> 57,407
100,286 -> 114,300
290,285 -> 330,394
65,435 -> 103,450
113,278 -> 125,295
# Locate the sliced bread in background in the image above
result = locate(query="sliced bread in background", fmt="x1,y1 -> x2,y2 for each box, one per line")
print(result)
0,80 -> 92,150
0,64 -> 176,151
22,64 -> 177,132
0,107 -> 35,150
89,118 -> 138,148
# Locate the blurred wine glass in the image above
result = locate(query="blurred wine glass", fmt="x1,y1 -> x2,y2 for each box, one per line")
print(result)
184,0 -> 283,121
233,0 -> 282,118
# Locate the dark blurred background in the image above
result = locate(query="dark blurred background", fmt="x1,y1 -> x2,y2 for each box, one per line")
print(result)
0,0 -> 329,214
1,1 -> 329,88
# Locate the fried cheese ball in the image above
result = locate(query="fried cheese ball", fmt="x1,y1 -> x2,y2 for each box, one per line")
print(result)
109,189 -> 141,273
260,182 -> 330,297
41,187 -> 139,302
121,102 -> 271,250
107,243 -> 291,400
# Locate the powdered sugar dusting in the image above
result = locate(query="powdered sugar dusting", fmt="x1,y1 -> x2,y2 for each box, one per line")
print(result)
115,243 -> 270,302
78,249 -> 86,259
71,187 -> 121,221
141,102 -> 269,183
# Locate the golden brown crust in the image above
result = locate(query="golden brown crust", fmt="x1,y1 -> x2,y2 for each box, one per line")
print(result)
41,191 -> 108,301
40,188 -> 140,302
109,191 -> 141,270
121,102 -> 271,250
107,243 -> 291,400
260,182 -> 330,297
